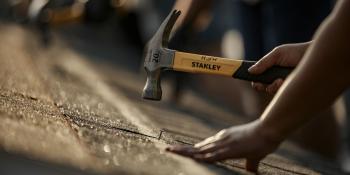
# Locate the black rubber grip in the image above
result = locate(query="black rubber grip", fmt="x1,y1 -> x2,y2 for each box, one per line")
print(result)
232,61 -> 293,84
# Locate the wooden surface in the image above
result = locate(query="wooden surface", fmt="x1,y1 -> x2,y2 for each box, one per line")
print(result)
0,23 -> 346,175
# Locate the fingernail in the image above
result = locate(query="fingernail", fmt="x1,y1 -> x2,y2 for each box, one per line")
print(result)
250,81 -> 256,89
252,83 -> 259,90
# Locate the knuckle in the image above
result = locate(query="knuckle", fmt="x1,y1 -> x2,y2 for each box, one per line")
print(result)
271,46 -> 280,53
272,45 -> 285,57
274,45 -> 285,51
266,87 -> 273,94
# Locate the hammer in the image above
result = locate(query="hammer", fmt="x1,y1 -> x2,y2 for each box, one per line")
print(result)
142,10 -> 293,100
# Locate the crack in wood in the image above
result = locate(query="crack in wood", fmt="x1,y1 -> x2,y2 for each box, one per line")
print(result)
63,113 -> 158,139
260,162 -> 310,175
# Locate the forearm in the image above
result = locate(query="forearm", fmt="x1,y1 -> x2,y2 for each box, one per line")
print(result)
259,0 -> 350,141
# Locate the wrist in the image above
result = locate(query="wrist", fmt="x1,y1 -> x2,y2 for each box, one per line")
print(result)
254,119 -> 287,145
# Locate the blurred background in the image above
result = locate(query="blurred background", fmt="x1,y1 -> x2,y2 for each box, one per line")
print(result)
2,0 -> 350,174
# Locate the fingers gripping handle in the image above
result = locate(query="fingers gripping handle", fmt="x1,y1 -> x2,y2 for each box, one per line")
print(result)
233,61 -> 293,84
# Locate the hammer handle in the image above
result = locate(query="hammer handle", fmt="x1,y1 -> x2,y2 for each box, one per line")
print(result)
173,51 -> 293,84
232,61 -> 293,84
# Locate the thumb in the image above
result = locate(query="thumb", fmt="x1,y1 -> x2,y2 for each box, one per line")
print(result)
248,48 -> 280,74
246,158 -> 260,172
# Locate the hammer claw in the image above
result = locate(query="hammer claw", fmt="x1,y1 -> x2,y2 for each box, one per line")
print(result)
161,10 -> 181,47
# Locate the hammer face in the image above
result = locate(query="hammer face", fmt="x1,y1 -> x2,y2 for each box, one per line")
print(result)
142,47 -> 175,100
142,68 -> 162,100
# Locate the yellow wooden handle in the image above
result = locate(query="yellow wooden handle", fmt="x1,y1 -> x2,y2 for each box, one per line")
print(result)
173,51 -> 243,76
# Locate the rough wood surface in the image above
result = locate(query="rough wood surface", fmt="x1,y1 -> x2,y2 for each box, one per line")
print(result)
0,24 -> 345,175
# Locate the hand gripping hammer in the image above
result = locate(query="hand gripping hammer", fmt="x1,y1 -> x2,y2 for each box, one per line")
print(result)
142,10 -> 292,100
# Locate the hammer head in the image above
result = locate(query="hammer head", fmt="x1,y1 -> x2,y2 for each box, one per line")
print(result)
142,10 -> 181,100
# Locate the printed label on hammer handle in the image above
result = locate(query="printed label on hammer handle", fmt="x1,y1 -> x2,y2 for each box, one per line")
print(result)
173,51 -> 242,76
